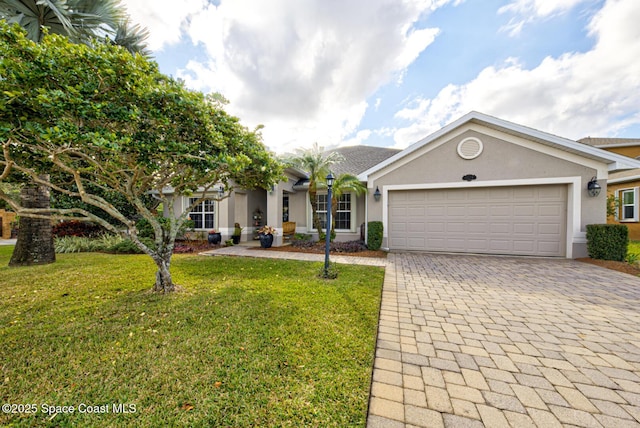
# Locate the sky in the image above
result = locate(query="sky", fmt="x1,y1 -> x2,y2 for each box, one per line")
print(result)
120,0 -> 640,154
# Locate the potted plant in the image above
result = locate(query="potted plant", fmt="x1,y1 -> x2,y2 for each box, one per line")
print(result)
258,225 -> 276,248
232,223 -> 243,244
207,229 -> 221,245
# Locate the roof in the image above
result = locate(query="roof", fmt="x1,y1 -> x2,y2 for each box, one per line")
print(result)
578,137 -> 640,148
326,146 -> 401,176
358,111 -> 640,181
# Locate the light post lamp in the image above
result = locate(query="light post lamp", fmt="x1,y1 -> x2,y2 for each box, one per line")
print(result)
324,172 -> 334,278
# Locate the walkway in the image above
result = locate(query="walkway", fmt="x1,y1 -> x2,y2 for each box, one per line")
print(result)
200,244 -> 387,267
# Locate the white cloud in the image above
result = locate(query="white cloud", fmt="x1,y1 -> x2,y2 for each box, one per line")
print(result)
393,0 -> 640,147
120,0 -> 207,51
498,0 -> 593,36
168,0 -> 455,153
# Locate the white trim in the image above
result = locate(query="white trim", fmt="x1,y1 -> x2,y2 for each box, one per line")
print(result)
381,176 -> 582,258
457,137 -> 483,160
307,191 -> 358,233
358,111 -> 640,181
607,174 -> 640,185
618,187 -> 639,222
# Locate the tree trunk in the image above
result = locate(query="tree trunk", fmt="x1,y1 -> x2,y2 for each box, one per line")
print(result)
152,254 -> 174,293
9,183 -> 55,266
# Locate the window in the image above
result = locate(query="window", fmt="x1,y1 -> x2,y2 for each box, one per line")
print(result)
315,193 -> 352,230
335,194 -> 351,230
620,189 -> 638,221
188,198 -> 215,229
283,193 -> 290,222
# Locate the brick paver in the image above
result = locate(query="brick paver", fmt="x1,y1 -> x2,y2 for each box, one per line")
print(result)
367,253 -> 640,427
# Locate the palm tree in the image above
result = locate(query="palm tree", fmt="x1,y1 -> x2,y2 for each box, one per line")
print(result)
329,173 -> 367,238
1,0 -> 149,266
286,143 -> 344,235
0,0 -> 149,55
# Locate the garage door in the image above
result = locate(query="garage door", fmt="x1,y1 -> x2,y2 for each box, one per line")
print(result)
388,185 -> 567,256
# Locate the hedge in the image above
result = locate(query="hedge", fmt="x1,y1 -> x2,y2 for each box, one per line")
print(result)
586,224 -> 628,261
367,221 -> 383,251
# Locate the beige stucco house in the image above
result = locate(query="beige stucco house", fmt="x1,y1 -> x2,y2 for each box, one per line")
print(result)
172,112 -> 640,258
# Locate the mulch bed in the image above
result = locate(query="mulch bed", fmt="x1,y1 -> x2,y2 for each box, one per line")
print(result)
576,257 -> 640,276
250,243 -> 387,258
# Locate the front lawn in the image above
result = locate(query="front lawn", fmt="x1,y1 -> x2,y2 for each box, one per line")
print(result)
0,246 -> 384,427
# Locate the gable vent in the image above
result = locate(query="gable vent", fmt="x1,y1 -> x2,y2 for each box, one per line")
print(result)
457,137 -> 483,160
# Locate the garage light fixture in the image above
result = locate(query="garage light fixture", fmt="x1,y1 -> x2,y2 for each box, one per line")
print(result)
587,177 -> 601,197
373,186 -> 381,201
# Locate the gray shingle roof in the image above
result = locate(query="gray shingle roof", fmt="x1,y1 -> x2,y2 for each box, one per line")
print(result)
578,137 -> 640,147
325,146 -> 401,176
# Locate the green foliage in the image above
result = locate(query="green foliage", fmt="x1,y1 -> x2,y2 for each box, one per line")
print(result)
586,224 -> 628,261
607,193 -> 619,218
319,262 -> 339,279
319,229 -> 336,242
54,234 -> 122,253
0,248 -> 383,426
367,221 -> 384,251
0,23 -> 283,291
626,252 -> 640,265
293,233 -> 312,241
52,220 -> 105,237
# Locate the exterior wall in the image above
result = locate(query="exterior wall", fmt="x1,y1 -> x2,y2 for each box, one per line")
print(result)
366,128 -> 607,258
607,180 -> 640,240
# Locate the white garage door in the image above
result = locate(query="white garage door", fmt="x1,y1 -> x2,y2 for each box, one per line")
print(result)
388,185 -> 567,257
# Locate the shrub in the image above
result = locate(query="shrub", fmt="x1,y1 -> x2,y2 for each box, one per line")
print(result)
107,238 -> 147,254
52,220 -> 104,238
292,238 -> 316,249
330,240 -> 368,253
54,234 -> 122,253
294,233 -> 312,241
586,224 -> 628,261
367,221 -> 383,251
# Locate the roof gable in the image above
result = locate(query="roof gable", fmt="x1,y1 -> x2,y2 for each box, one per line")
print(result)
358,111 -> 640,181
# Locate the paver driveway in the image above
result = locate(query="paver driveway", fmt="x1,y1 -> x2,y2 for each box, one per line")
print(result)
368,253 -> 640,428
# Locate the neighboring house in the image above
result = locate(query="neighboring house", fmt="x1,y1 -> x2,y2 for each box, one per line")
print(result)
171,112 -> 640,258
578,137 -> 640,240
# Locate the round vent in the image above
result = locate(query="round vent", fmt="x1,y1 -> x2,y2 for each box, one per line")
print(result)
457,137 -> 483,160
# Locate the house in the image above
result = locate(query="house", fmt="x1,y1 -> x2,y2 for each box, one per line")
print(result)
173,112 -> 640,258
578,137 -> 640,240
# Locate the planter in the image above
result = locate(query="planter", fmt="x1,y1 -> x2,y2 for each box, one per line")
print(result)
207,232 -> 221,245
232,235 -> 241,244
259,233 -> 273,248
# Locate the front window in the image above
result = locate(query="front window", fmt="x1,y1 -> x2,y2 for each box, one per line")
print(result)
188,198 -> 215,229
620,189 -> 637,221
315,193 -> 352,230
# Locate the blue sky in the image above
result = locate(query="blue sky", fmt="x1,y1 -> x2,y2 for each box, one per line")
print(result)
122,0 -> 640,154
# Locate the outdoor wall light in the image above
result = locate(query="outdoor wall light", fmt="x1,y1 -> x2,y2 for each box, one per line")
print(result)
587,176 -> 601,197
373,186 -> 381,202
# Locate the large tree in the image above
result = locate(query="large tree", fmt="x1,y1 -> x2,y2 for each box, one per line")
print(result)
286,143 -> 343,235
0,23 -> 282,291
0,0 -> 150,266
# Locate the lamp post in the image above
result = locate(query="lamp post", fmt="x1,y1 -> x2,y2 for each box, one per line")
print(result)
324,172 -> 334,278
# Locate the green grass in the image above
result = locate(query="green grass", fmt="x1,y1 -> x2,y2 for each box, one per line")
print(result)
0,246 -> 384,427
629,240 -> 640,255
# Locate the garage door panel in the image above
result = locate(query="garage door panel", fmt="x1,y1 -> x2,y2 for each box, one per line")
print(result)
513,223 -> 535,234
490,223 -> 510,234
389,185 -> 566,257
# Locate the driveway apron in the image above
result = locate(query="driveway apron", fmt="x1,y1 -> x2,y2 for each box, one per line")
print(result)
368,252 -> 640,428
